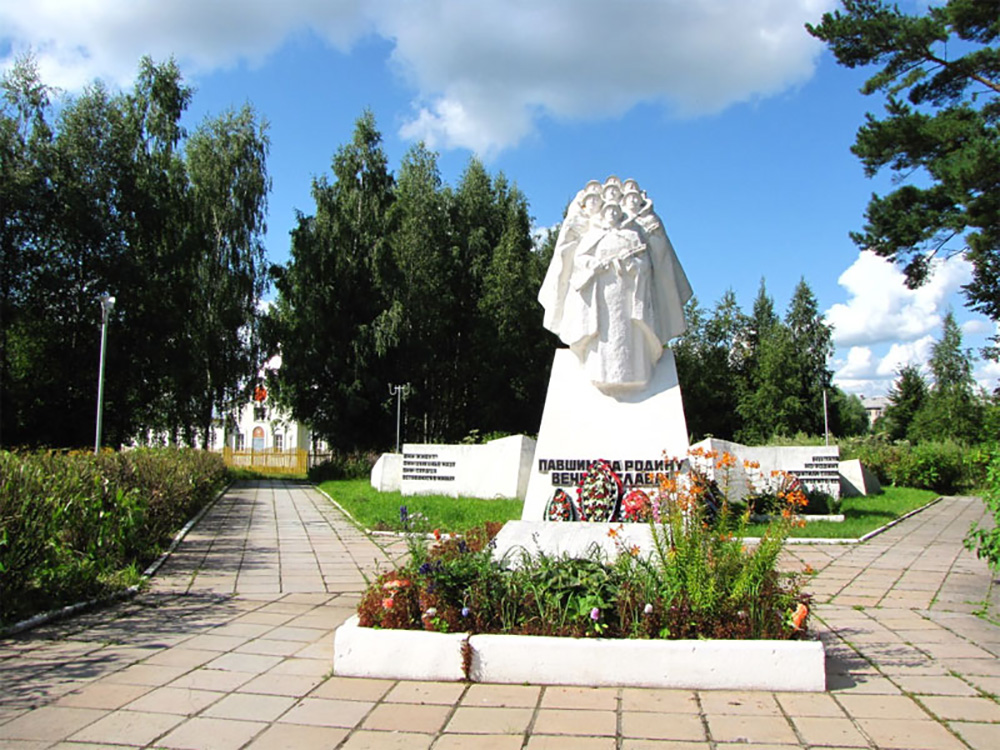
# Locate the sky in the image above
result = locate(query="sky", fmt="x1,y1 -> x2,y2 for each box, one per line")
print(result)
3,0 -> 997,398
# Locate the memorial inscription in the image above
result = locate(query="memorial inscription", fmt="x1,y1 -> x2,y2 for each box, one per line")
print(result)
401,452 -> 456,482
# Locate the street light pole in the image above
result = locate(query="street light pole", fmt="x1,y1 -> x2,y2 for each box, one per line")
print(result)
388,383 -> 408,453
95,293 -> 115,455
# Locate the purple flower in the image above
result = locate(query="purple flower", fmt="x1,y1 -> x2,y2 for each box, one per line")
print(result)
590,607 -> 600,621
461,607 -> 470,618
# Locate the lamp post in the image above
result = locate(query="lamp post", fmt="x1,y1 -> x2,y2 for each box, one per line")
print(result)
388,383 -> 409,453
94,293 -> 115,454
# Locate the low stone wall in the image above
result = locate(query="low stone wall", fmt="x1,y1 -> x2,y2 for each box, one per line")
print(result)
370,434 -> 536,500
692,438 -> 841,500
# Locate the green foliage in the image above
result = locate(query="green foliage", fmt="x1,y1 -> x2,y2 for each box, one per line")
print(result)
0,448 -> 227,625
878,364 -> 928,440
306,450 -> 380,482
266,121 -> 551,450
744,485 -> 939,539
964,444 -> 1000,571
357,461 -> 808,641
320,479 -> 523,533
841,435 -> 986,493
0,55 -> 271,449
807,1 -> 1000,354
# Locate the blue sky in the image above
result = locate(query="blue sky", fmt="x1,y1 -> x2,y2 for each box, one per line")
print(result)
3,0 -> 996,397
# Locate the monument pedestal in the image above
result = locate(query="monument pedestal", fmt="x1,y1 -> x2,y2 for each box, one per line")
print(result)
522,348 -> 690,520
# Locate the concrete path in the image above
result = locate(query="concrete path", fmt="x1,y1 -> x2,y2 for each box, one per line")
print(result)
1,481 -> 998,749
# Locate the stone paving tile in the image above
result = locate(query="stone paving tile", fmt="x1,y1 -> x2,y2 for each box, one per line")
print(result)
918,694 -> 1000,722
157,715 -> 268,750
947,721 -> 1000,750
53,681 -> 152,710
200,691 -> 297,722
0,706 -> 106,743
620,688 -> 699,713
339,729 -> 435,749
384,680 -> 467,705
66,708 -> 184,745
620,711 -> 707,742
774,691 -> 847,718
525,736 -> 617,749
123,685 -> 225,714
167,667 -> 257,692
461,683 -> 541,708
432,734 -> 529,749
893,674 -> 982,696
244,721 -> 349,748
445,706 -> 534,734
854,718 -> 968,750
312,676 -> 395,702
276,696 -> 374,728
698,691 -> 783,716
361,701 -> 452,733
704,715 -> 798,745
790,716 -> 869,747
532,707 -> 618,736
540,686 -> 618,710
236,670 -> 325,696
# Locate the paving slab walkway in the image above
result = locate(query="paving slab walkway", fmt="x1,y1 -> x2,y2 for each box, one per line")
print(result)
1,481 -> 998,749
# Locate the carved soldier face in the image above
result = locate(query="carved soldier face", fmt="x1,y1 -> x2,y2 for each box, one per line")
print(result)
602,202 -> 623,227
602,185 -> 622,205
623,190 -> 643,215
582,193 -> 603,216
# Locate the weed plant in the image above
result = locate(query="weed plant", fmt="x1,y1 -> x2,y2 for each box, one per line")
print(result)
358,452 -> 811,641
965,444 -> 1000,572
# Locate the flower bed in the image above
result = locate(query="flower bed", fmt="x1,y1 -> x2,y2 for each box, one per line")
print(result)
343,450 -> 823,688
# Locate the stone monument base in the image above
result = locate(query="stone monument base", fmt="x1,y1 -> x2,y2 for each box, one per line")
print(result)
522,348 -> 690,520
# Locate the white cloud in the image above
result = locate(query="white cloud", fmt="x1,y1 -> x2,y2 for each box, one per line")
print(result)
832,337 -> 935,396
961,318 -> 992,337
826,252 -> 973,347
1,0 -> 835,153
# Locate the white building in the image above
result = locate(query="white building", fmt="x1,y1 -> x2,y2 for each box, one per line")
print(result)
212,387 -> 326,453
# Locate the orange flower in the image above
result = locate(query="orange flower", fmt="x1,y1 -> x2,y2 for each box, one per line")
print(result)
791,602 -> 808,630
607,526 -> 619,538
433,529 -> 441,541
382,597 -> 394,610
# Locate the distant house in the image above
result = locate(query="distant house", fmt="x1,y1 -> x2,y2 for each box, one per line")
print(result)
860,396 -> 890,427
213,386 -> 326,453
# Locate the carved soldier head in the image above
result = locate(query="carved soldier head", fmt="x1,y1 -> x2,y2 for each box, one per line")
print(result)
601,201 -> 623,227
622,189 -> 644,216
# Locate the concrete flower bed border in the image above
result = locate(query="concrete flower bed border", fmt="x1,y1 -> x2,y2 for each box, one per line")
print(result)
333,615 -> 826,691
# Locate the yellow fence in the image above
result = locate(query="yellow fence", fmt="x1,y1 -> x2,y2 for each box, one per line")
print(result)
223,447 -> 308,475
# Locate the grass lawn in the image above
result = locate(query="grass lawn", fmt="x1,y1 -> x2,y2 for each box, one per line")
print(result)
318,478 -> 523,533
318,480 -> 939,539
744,486 -> 940,539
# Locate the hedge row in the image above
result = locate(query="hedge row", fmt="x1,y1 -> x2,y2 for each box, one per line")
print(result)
841,438 -> 996,494
0,448 -> 228,626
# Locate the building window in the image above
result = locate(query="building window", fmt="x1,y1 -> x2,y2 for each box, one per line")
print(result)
254,405 -> 267,421
235,433 -> 245,450
274,433 -> 283,451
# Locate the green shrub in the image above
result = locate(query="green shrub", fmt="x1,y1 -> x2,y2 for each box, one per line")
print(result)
0,449 -> 227,626
307,449 -> 380,482
965,444 -> 1000,573
841,436 -> 984,494
891,441 -> 966,494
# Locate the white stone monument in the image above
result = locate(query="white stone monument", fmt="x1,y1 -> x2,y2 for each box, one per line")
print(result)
522,176 -> 693,521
